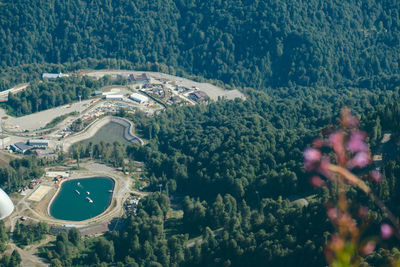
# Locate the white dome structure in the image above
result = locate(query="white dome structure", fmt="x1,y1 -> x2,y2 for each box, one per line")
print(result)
0,188 -> 14,220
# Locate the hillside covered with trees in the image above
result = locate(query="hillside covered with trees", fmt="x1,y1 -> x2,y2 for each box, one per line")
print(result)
0,0 -> 400,90
1,0 -> 400,266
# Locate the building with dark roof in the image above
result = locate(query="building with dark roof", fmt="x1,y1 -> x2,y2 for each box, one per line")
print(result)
188,91 -> 209,103
10,142 -> 30,154
129,73 -> 150,83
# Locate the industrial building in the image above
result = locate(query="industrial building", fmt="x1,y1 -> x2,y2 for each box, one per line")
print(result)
130,93 -> 149,104
129,73 -> 151,83
0,188 -> 13,220
105,95 -> 124,100
0,136 -> 10,148
10,142 -> 30,154
188,91 -> 209,103
29,139 -> 49,148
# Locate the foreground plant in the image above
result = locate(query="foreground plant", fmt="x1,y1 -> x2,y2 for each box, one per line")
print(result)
304,108 -> 399,266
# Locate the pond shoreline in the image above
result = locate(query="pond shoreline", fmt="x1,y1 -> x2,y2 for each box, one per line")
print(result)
47,175 -> 116,222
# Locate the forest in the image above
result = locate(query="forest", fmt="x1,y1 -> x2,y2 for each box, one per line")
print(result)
0,0 -> 399,91
5,76 -> 114,116
0,0 -> 400,266
60,94 -> 400,266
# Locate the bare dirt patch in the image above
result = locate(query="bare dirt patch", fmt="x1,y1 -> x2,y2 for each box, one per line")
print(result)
28,185 -> 52,202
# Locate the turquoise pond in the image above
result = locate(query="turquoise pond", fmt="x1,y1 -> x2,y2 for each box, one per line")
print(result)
49,177 -> 114,221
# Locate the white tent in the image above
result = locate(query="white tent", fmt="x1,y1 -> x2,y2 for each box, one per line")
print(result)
0,188 -> 14,220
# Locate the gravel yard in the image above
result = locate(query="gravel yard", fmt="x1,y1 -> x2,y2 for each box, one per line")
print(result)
0,100 -> 92,132
84,70 -> 245,101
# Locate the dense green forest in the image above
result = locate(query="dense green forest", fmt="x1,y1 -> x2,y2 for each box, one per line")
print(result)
0,0 -> 400,90
5,76 -> 112,116
0,157 -> 45,192
1,0 -> 400,266
64,95 -> 400,266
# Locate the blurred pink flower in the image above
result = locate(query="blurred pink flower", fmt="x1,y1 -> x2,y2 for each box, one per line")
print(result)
370,170 -> 383,182
381,223 -> 393,239
317,158 -> 332,178
310,176 -> 326,187
327,208 -> 338,220
347,131 -> 368,153
312,138 -> 324,148
341,108 -> 359,128
330,234 -> 345,250
329,132 -> 347,165
329,132 -> 343,152
348,151 -> 371,169
358,206 -> 369,218
304,148 -> 321,170
361,241 -> 376,255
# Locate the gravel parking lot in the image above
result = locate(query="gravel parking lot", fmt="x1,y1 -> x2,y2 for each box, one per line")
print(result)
0,100 -> 91,132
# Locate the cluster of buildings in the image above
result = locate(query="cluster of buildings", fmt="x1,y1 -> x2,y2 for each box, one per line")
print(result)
140,83 -> 165,99
52,175 -> 67,187
166,95 -> 184,105
28,179 -> 43,189
10,139 -> 49,154
137,77 -> 210,105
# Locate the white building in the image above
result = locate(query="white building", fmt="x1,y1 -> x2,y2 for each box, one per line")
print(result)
130,93 -> 149,104
0,188 -> 14,220
29,139 -> 49,148
42,72 -> 69,79
0,136 -> 10,148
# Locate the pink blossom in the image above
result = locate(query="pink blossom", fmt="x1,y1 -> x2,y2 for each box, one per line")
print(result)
358,206 -> 369,218
361,241 -> 376,255
317,158 -> 332,179
329,132 -> 346,164
329,132 -> 343,152
341,108 -> 359,128
347,151 -> 370,169
310,176 -> 326,187
330,234 -> 344,250
312,138 -> 324,148
370,170 -> 383,182
381,223 -> 393,239
327,208 -> 338,220
347,131 -> 368,153
304,148 -> 321,170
